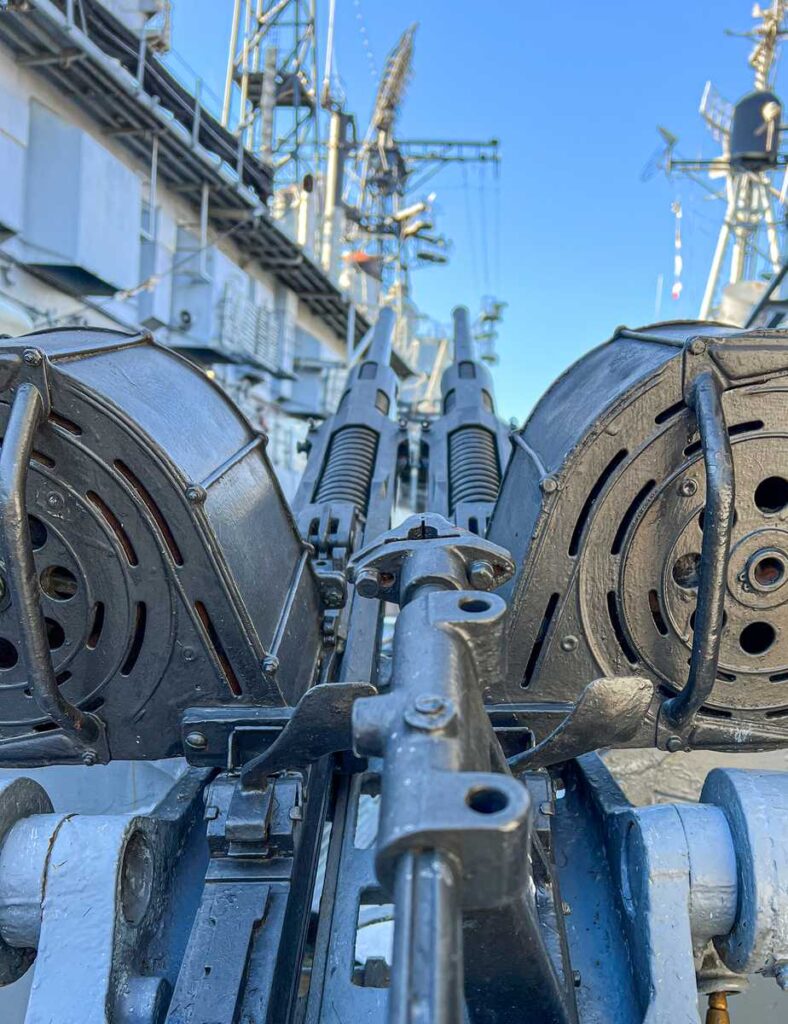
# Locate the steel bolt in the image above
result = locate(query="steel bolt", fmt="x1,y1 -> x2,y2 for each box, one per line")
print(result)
414,694 -> 446,716
47,491 -> 63,509
689,338 -> 707,355
186,485 -> 206,504
354,567 -> 380,599
541,476 -> 558,494
666,735 -> 683,753
262,654 -> 280,675
185,731 -> 208,750
82,750 -> 96,766
679,478 -> 698,497
468,559 -> 495,590
23,348 -> 42,367
560,635 -> 578,652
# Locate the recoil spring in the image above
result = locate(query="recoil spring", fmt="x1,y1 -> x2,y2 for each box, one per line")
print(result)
314,425 -> 379,513
448,426 -> 501,511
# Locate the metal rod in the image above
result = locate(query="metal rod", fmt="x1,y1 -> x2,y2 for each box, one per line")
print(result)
0,384 -> 100,747
662,372 -> 734,731
389,850 -> 464,1024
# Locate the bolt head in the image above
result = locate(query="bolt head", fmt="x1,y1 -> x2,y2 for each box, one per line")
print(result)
666,735 -> 683,753
185,731 -> 208,750
82,750 -> 96,766
689,338 -> 707,355
414,694 -> 446,715
468,559 -> 495,590
355,567 -> 380,599
23,348 -> 42,367
560,635 -> 578,652
186,485 -> 206,504
262,655 -> 280,675
541,476 -> 558,494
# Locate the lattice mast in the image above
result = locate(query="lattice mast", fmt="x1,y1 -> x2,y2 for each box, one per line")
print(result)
222,0 -> 320,189
661,2 -> 788,321
339,25 -> 500,363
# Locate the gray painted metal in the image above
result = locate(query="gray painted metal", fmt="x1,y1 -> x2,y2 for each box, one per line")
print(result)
425,306 -> 510,533
0,313 -> 786,1022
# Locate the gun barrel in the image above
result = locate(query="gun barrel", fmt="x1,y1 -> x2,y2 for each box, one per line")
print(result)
452,305 -> 476,365
366,305 -> 396,366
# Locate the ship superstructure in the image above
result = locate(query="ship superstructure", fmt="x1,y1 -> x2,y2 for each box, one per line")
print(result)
0,0 -> 503,496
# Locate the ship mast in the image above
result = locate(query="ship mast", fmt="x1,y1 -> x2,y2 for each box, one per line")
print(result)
656,1 -> 788,323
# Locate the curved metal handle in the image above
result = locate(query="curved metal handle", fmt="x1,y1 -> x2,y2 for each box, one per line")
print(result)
662,371 -> 735,733
0,382 -> 103,754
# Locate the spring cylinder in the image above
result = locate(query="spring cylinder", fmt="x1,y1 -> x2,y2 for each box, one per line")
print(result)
448,426 -> 501,511
314,425 -> 379,512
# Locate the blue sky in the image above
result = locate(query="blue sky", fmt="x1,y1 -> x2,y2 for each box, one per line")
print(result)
168,1 -> 784,421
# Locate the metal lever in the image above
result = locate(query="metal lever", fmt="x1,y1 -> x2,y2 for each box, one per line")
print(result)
0,381 -> 104,758
240,681 -> 375,788
508,676 -> 653,772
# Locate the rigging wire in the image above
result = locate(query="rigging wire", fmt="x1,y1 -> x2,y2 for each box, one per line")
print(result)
352,0 -> 379,83
461,162 -> 481,298
493,159 -> 502,293
478,162 -> 491,292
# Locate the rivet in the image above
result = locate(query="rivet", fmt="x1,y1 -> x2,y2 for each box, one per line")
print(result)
560,635 -> 578,652
689,338 -> 707,355
679,478 -> 698,497
185,731 -> 208,750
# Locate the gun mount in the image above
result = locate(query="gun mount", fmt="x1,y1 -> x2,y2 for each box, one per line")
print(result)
0,315 -> 786,1023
